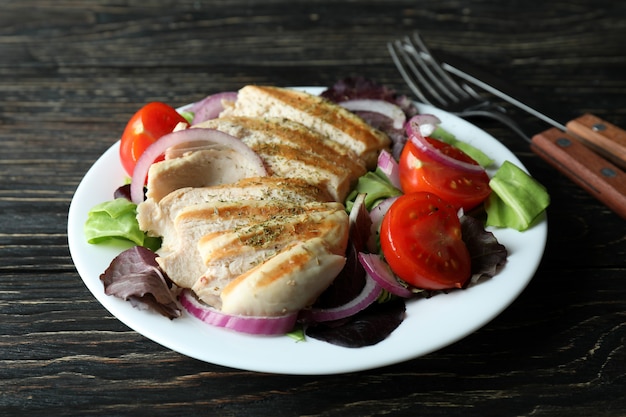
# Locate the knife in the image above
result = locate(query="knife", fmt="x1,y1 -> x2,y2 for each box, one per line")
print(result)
437,53 -> 626,219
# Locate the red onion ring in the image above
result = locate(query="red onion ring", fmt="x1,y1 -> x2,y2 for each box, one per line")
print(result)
339,99 -> 406,129
405,114 -> 441,137
408,132 -> 485,174
298,274 -> 382,323
179,289 -> 298,335
367,196 -> 399,253
358,253 -> 413,298
348,192 -> 367,227
130,128 -> 267,204
376,150 -> 401,189
369,196 -> 399,229
190,92 -> 238,124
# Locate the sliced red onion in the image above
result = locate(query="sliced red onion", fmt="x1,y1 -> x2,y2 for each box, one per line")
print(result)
358,253 -> 413,298
369,196 -> 399,228
406,131 -> 485,175
377,150 -> 401,189
339,99 -> 406,129
348,192 -> 367,227
179,289 -> 298,335
405,114 -> 442,137
367,196 -> 399,253
190,92 -> 238,124
348,193 -> 371,254
130,128 -> 267,204
299,274 -> 382,323
405,114 -> 484,174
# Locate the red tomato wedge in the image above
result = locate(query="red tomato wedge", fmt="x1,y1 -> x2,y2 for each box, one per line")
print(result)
380,192 -> 471,290
119,102 -> 189,177
399,136 -> 491,211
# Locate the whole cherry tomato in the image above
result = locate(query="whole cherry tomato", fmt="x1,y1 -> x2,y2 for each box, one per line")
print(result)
380,192 -> 471,290
119,102 -> 189,176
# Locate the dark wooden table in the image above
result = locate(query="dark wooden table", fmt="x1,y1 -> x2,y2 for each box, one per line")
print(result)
2,1 -> 625,416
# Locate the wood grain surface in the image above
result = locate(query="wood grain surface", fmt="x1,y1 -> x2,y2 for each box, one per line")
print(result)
1,1 -> 625,416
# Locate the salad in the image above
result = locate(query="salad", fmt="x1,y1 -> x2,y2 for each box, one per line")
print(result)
84,78 -> 549,348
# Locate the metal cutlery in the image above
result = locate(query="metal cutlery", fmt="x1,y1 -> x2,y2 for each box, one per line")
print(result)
388,32 -> 626,219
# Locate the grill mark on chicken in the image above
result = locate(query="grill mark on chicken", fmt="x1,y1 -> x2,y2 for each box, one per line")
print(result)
198,206 -> 345,262
138,176 -> 350,315
213,116 -> 365,173
152,199 -> 339,289
138,176 -> 332,234
215,239 -> 346,316
196,116 -> 366,201
190,205 -> 348,310
220,86 -> 390,169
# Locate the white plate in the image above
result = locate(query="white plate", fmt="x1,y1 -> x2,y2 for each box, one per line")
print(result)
68,87 -> 547,375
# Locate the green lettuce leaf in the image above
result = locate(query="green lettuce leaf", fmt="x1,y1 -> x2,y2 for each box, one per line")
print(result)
179,110 -> 194,124
431,126 -> 494,168
485,161 -> 550,231
345,170 -> 402,212
84,198 -> 161,250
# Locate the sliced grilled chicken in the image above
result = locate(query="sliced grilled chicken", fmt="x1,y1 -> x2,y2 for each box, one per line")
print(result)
220,85 -> 390,169
136,177 -> 347,312
218,238 -> 346,317
195,116 -> 366,201
133,84 -> 392,319
191,204 -> 348,313
156,199 -> 343,290
145,145 -> 264,202
138,176 -> 332,245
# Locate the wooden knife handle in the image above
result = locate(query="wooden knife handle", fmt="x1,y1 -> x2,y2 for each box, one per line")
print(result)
566,113 -> 626,170
530,127 -> 626,219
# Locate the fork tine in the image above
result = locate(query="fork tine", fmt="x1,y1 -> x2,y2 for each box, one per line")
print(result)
389,32 -> 531,142
387,40 -> 433,105
409,35 -> 492,105
402,35 -> 461,105
389,34 -> 469,107
408,32 -> 472,102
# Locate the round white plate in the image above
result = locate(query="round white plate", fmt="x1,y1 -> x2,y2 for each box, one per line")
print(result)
68,87 -> 547,375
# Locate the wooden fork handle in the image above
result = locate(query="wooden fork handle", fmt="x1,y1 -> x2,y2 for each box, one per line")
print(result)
530,127 -> 626,219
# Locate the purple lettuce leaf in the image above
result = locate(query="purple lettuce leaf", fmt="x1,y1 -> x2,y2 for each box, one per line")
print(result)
100,246 -> 181,319
321,77 -> 417,116
460,215 -> 508,284
113,184 -> 132,201
305,298 -> 406,348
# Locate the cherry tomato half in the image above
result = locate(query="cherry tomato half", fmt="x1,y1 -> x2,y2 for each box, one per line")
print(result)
399,137 -> 491,211
119,102 -> 189,177
380,192 -> 471,290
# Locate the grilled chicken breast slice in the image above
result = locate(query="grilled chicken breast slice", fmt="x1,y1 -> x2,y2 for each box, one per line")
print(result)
136,177 -> 348,315
195,116 -> 366,201
155,199 -> 343,291
191,205 -> 348,311
137,176 -> 332,242
220,85 -> 390,169
145,146 -> 265,202
218,239 -> 346,317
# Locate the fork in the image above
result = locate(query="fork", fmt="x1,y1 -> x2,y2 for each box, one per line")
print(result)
388,32 -> 529,141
